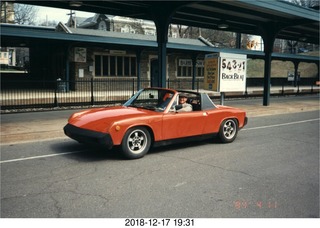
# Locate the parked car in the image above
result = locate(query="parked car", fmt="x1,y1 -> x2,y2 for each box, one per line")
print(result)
64,88 -> 248,159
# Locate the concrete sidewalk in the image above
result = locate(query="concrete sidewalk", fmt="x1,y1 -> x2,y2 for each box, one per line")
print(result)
1,95 -> 319,145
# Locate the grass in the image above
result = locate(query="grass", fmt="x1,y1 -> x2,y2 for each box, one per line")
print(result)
247,51 -> 319,78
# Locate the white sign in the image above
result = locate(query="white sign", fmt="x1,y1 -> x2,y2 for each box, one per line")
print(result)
179,59 -> 204,67
219,53 -> 246,92
79,69 -> 84,78
110,50 -> 126,55
74,47 -> 86,62
204,53 -> 246,92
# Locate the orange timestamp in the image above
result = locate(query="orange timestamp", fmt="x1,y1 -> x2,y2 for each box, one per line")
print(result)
233,200 -> 278,210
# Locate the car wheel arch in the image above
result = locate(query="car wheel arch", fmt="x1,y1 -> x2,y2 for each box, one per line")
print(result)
124,124 -> 155,144
219,116 -> 239,128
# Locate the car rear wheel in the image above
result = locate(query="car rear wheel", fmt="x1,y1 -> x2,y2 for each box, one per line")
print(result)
218,119 -> 238,143
121,127 -> 151,159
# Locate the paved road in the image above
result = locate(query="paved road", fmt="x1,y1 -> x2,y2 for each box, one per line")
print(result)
1,111 -> 319,218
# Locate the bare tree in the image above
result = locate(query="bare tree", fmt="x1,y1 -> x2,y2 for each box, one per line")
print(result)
131,19 -> 145,35
286,0 -> 319,52
14,3 -> 38,25
289,0 -> 318,8
39,20 -> 58,27
200,28 -> 235,48
1,2 -> 14,23
174,24 -> 184,38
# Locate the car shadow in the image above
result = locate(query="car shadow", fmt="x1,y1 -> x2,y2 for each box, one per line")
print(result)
51,137 -> 223,161
50,140 -> 123,161
148,137 -> 221,156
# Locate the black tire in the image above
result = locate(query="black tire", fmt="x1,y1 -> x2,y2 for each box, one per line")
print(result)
218,119 -> 238,143
121,127 -> 151,159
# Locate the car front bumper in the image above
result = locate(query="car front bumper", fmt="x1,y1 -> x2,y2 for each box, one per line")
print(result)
244,116 -> 248,126
239,116 -> 248,129
64,124 -> 113,149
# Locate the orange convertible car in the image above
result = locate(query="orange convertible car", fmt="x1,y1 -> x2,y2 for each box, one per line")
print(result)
64,88 -> 247,159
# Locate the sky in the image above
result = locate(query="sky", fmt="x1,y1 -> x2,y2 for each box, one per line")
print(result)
36,6 -> 94,24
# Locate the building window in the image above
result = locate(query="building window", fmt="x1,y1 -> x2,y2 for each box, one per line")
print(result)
177,59 -> 204,77
95,54 -> 137,77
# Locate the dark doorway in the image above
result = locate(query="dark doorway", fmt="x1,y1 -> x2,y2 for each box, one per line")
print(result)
150,59 -> 159,87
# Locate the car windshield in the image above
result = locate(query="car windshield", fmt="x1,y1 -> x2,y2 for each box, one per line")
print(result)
123,89 -> 175,112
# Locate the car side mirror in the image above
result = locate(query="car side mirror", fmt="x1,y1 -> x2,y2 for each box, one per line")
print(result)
175,104 -> 182,110
169,106 -> 176,112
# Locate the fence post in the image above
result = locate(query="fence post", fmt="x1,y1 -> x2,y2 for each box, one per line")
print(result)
132,78 -> 135,96
91,78 -> 94,105
245,83 -> 248,98
197,79 -> 199,92
54,88 -> 58,107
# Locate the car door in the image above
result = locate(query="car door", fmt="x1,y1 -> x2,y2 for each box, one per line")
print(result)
161,110 -> 208,140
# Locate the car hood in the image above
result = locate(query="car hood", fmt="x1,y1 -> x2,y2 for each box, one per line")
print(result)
68,106 -> 155,131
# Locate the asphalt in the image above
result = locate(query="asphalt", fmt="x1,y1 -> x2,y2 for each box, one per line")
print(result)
1,95 -> 319,145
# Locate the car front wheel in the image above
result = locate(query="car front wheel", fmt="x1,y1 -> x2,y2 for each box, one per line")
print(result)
121,127 -> 151,159
218,119 -> 238,143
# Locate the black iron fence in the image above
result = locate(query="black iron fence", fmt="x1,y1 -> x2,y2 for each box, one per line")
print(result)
1,78 -> 202,110
1,78 -> 319,111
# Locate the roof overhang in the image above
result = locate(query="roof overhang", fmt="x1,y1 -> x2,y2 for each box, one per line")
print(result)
10,0 -> 319,44
1,23 -> 318,63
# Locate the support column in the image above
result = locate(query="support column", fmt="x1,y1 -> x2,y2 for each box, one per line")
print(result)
316,62 -> 320,85
191,54 -> 197,90
236,33 -> 241,49
263,44 -> 272,106
154,14 -> 170,88
157,40 -> 167,88
150,2 -> 183,88
136,49 -> 142,90
260,23 -> 278,106
293,61 -> 299,87
65,46 -> 70,92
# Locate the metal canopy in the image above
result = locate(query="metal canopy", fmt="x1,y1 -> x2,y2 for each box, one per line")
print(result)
13,0 -> 319,44
2,23 -> 318,64
7,0 -> 320,106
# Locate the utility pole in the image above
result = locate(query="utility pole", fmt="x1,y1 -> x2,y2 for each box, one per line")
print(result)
67,10 -> 76,28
